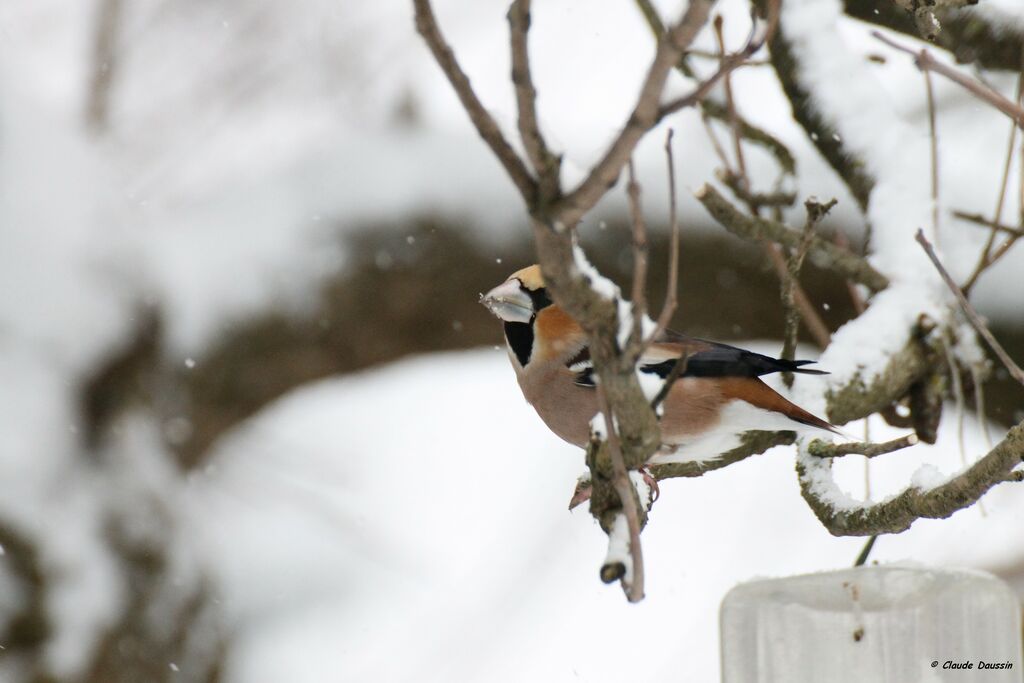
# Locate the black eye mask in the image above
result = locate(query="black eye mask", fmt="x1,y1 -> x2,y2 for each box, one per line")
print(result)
522,284 -> 552,312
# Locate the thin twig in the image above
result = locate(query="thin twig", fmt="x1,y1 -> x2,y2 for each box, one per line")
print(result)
595,386 -> 645,602
953,211 -> 1024,239
915,229 -> 1024,385
714,15 -> 749,197
651,354 -> 689,411
781,199 -> 836,384
970,362 -> 994,451
942,335 -> 968,469
626,160 -> 649,352
659,37 -> 764,119
808,433 -> 919,459
717,170 -> 796,210
924,68 -> 940,245
962,67 -> 1024,295
872,32 -> 1024,127
853,535 -> 877,567
648,129 -> 681,342
413,0 -> 536,202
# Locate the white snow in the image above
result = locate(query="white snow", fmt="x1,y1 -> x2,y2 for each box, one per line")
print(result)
2,0 -> 1023,680
603,514 -> 635,587
188,349 -> 1024,683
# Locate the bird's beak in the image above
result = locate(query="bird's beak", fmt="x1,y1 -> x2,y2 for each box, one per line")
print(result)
480,279 -> 533,323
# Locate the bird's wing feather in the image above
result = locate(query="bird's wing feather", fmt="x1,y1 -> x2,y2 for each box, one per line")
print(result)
567,330 -> 826,386
642,330 -> 827,378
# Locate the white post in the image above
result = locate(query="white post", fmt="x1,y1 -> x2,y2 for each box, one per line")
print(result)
721,566 -> 1023,682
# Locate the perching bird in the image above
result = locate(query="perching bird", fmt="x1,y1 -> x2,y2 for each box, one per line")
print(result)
480,264 -> 840,466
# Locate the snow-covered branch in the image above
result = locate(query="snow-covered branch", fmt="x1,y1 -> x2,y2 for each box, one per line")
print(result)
799,421 -> 1024,536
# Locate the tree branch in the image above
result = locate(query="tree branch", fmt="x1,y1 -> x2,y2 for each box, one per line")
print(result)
556,0 -> 715,225
650,430 -> 796,479
413,0 -> 537,203
508,0 -> 560,198
915,229 -> 1024,385
842,0 -> 1024,72
781,198 -> 836,383
766,9 -> 875,210
873,32 -> 1024,127
808,433 -> 918,459
695,184 -> 890,290
799,420 -> 1024,536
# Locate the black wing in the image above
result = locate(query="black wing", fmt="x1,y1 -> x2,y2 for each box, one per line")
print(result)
568,331 -> 827,386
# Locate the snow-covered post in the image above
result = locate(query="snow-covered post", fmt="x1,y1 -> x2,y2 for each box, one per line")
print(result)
721,566 -> 1023,682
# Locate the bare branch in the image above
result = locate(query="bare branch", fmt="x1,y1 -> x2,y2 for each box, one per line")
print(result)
650,353 -> 689,411
508,0 -> 559,196
650,430 -> 796,480
962,66 -> 1024,294
953,210 -> 1024,239
413,0 -> 537,203
626,160 -> 650,354
808,433 -> 918,459
650,128 -> 681,340
714,15 -> 750,197
658,40 -> 765,118
781,198 -> 836,384
695,184 -> 890,290
557,0 -> 715,225
842,0 -> 1024,72
873,32 -> 1024,127
915,229 -> 1024,385
924,68 -> 940,241
799,421 -> 1024,536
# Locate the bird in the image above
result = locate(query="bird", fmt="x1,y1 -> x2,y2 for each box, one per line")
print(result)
480,264 -> 840,468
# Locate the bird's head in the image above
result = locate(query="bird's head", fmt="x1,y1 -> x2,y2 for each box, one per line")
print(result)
479,265 -> 552,323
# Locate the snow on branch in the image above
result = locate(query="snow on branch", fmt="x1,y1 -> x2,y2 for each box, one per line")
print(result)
798,422 -> 1024,536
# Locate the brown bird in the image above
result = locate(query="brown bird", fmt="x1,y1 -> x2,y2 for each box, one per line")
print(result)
481,265 -> 840,466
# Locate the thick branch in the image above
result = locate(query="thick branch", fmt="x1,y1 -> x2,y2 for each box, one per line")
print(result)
413,0 -> 537,203
843,0 -> 1024,72
825,331 -> 933,425
799,421 -> 1024,536
649,430 -> 796,479
695,184 -> 889,290
766,10 -> 875,210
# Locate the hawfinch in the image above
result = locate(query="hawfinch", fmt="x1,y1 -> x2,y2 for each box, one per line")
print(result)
481,265 -> 839,464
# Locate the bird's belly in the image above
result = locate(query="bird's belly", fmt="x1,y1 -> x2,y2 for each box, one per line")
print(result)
651,399 -> 804,465
517,368 -> 597,448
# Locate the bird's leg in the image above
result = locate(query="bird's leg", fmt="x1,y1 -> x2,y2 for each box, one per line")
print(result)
569,467 -> 660,510
638,466 -> 660,504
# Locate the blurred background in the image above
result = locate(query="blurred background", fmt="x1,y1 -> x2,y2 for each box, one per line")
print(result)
1,0 -> 1023,681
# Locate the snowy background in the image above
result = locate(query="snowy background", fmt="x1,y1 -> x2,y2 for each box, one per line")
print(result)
1,0 -> 1023,681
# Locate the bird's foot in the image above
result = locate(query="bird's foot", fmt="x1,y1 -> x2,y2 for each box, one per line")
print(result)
567,468 -> 659,510
568,472 -> 592,510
